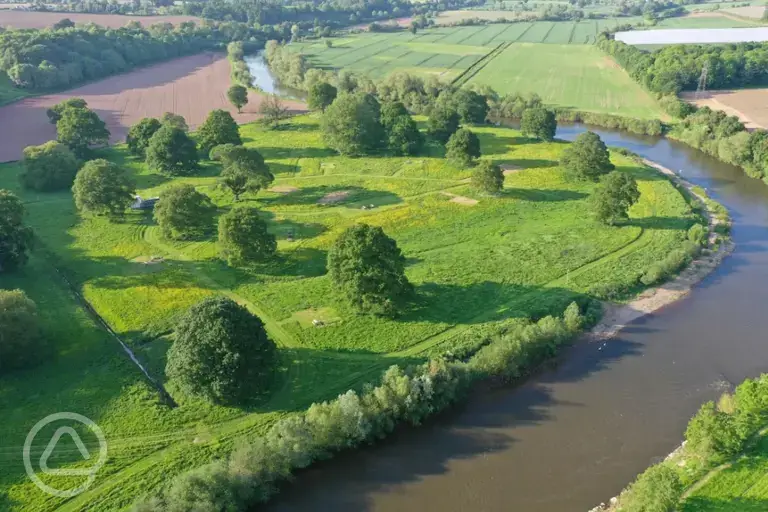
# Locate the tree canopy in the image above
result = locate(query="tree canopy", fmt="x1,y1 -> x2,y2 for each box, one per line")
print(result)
308,81 -> 337,112
126,117 -> 162,157
427,105 -> 460,144
322,92 -> 384,156
327,224 -> 412,317
56,106 -> 110,157
72,159 -> 135,218
218,207 -> 277,266
217,146 -> 274,201
46,98 -> 87,124
154,184 -> 215,240
560,131 -> 614,181
146,124 -> 199,176
387,114 -> 423,156
446,128 -> 481,167
521,108 -> 557,141
0,290 -> 44,374
197,109 -> 242,154
590,171 -> 640,225
0,190 -> 34,273
20,141 -> 80,191
227,85 -> 248,113
472,160 -> 504,195
165,296 -> 277,405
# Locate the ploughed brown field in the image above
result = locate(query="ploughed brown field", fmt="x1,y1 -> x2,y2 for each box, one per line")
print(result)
0,10 -> 200,29
681,89 -> 768,130
0,52 -> 306,163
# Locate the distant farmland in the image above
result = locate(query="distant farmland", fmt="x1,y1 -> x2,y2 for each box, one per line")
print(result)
291,23 -> 666,118
0,10 -> 200,29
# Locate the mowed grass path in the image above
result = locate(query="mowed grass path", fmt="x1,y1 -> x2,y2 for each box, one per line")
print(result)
0,116 -> 694,510
467,44 -> 666,119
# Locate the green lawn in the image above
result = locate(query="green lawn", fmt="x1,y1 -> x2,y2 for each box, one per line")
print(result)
466,43 -> 666,119
0,72 -> 28,106
0,115 -> 696,510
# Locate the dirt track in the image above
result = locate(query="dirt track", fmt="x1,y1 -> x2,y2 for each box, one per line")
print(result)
0,11 -> 200,29
0,53 -> 306,163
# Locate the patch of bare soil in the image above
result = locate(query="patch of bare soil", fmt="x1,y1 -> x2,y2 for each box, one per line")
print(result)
318,190 -> 352,204
270,186 -> 299,194
441,191 -> 478,206
681,89 -> 768,130
500,164 -> 522,176
588,159 -> 733,344
0,52 -> 307,162
0,11 -> 200,29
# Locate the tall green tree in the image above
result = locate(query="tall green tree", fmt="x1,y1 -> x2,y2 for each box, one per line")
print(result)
321,93 -> 384,156
327,224 -> 412,317
387,115 -> 424,156
227,85 -> 249,113
145,124 -> 199,176
154,184 -> 215,240
126,117 -> 162,157
219,150 -> 274,201
560,131 -> 614,181
308,81 -> 337,112
472,160 -> 504,194
197,109 -> 242,155
218,207 -> 277,266
0,190 -> 33,273
72,159 -> 135,218
446,128 -> 481,167
0,290 -> 44,374
380,101 -> 409,130
166,296 -> 277,405
20,141 -> 80,191
56,106 -> 110,157
521,108 -> 557,141
160,112 -> 189,132
46,97 -> 87,124
427,105 -> 460,144
590,171 -> 640,225
452,89 -> 489,124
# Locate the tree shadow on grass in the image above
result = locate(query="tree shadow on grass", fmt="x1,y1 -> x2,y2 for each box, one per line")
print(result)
258,185 -> 402,209
624,216 -> 694,230
503,188 -> 587,202
680,497 -> 768,512
260,146 -> 337,160
495,158 -> 559,169
479,133 -> 537,155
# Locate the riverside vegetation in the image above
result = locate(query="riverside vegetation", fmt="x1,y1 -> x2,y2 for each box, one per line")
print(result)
0,85 -> 711,510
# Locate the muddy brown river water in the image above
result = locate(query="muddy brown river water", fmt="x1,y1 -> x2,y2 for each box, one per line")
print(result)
264,125 -> 768,511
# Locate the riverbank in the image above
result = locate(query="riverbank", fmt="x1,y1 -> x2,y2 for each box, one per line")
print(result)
589,158 -> 734,344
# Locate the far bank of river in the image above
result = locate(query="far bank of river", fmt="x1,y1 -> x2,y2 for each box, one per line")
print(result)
264,124 -> 768,512
244,53 -> 306,101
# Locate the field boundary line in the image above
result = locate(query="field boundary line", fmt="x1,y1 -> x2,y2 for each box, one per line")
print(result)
541,22 -> 556,43
568,22 -> 577,43
451,41 -> 509,88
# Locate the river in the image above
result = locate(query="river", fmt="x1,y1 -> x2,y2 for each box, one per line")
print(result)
266,125 -> 768,511
244,53 -> 306,101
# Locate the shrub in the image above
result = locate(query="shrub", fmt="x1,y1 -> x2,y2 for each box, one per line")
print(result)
0,190 -> 33,273
618,464 -> 683,512
471,160 -> 503,194
20,141 -> 80,191
165,296 -> 277,405
688,223 -> 707,245
0,289 -> 44,373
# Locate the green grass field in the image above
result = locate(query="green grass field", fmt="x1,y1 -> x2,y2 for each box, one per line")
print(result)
0,115 -> 696,510
0,72 -> 28,106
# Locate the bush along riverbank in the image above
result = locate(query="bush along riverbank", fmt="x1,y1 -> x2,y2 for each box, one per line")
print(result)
130,156 -> 730,511
595,373 -> 768,512
227,41 -> 255,89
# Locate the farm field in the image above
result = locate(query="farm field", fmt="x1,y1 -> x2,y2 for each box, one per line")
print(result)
466,43 -> 665,119
616,26 -> 768,45
721,5 -> 767,19
652,12 -> 760,29
0,115 -> 697,510
0,52 -> 306,163
681,89 -> 768,130
0,10 -> 200,29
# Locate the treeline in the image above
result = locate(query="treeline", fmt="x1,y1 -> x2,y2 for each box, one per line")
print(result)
598,34 -> 768,94
132,303 -> 592,511
0,20 -> 267,91
616,373 -> 768,511
227,41 -> 254,88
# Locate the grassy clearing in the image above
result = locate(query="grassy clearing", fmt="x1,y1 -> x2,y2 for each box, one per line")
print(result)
0,115 -> 695,510
466,43 -> 666,119
0,72 -> 28,105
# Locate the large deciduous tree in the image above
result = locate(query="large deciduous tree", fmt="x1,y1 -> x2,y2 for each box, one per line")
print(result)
154,183 -> 215,240
590,171 -> 640,225
427,105 -> 460,144
20,141 -> 80,191
126,117 -> 162,157
387,115 -> 424,156
321,93 -> 384,156
216,146 -> 274,201
72,159 -> 135,218
327,224 -> 412,317
472,160 -> 504,195
218,207 -> 276,266
165,296 -> 277,405
0,290 -> 44,374
46,97 -> 87,124
308,81 -> 337,112
446,128 -> 481,167
160,112 -> 189,132
227,85 -> 249,113
197,109 -> 242,155
145,124 -> 199,176
560,131 -> 614,181
0,190 -> 33,273
451,89 -> 489,124
521,108 -> 557,141
56,106 -> 110,157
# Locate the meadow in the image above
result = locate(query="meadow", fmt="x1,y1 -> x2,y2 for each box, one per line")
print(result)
0,115 -> 697,509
